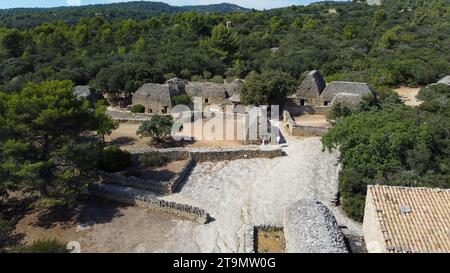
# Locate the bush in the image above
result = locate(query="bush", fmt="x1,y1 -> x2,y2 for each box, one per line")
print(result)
16,239 -> 69,253
172,94 -> 192,106
0,218 -> 13,244
139,153 -> 170,168
341,195 -> 366,222
123,170 -> 141,178
136,115 -> 173,142
98,145 -> 132,172
131,104 -> 145,113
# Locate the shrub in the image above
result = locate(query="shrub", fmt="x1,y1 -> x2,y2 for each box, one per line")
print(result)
0,218 -> 13,244
210,75 -> 224,84
123,170 -> 142,178
98,145 -> 132,172
131,104 -> 145,113
16,239 -> 69,253
139,153 -> 170,168
137,115 -> 173,142
172,94 -> 192,106
328,103 -> 352,120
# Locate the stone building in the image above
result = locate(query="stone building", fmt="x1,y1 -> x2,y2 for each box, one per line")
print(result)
320,81 -> 376,106
330,92 -> 365,108
363,185 -> 450,253
296,70 -> 327,106
438,75 -> 450,85
185,82 -> 229,105
132,83 -> 180,114
73,85 -> 98,103
367,0 -> 381,5
284,200 -> 348,253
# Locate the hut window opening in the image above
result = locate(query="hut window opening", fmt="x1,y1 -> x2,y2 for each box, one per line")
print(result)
300,99 -> 306,106
324,101 -> 330,106
205,98 -> 209,103
148,109 -> 153,114
162,106 -> 168,114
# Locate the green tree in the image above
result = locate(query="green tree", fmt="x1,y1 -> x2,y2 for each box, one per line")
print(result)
137,115 -> 173,143
241,70 -> 296,106
94,101 -> 119,143
172,94 -> 192,106
0,81 -> 99,206
201,23 -> 239,64
0,29 -> 24,58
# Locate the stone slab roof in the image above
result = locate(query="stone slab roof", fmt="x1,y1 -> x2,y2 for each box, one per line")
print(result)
185,82 -> 229,100
331,92 -> 364,108
438,75 -> 450,85
284,200 -> 348,253
321,81 -> 376,102
367,185 -> 450,253
297,70 -> 326,100
132,83 -> 178,107
73,85 -> 92,98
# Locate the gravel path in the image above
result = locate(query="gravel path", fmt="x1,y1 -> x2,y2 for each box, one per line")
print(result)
158,129 -> 362,253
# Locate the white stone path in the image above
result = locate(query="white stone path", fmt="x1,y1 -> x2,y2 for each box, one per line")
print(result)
158,125 -> 362,253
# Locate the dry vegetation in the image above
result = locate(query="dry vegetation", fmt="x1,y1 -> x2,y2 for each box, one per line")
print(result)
255,227 -> 285,253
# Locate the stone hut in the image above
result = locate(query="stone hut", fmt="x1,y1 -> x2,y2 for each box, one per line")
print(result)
437,75 -> 450,85
132,83 -> 180,114
320,81 -> 376,106
367,0 -> 381,6
330,92 -> 365,108
185,82 -> 229,105
296,70 -> 326,106
284,200 -> 348,253
225,79 -> 244,96
73,85 -> 97,103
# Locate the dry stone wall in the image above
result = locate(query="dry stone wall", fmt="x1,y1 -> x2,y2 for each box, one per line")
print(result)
98,155 -> 194,195
106,110 -> 152,123
283,110 -> 330,137
128,146 -> 283,162
89,183 -> 210,224
284,200 -> 348,253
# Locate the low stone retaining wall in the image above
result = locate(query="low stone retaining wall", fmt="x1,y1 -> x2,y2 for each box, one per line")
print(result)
89,183 -> 210,224
106,110 -> 152,123
283,98 -> 330,116
283,110 -> 330,137
99,156 -> 195,195
128,146 -> 283,162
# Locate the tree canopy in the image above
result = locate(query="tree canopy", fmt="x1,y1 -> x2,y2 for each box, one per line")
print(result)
0,0 -> 447,96
322,83 -> 450,221
0,80 -> 115,206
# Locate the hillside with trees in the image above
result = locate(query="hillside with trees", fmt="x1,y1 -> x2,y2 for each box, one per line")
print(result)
0,0 -> 448,100
0,1 -> 249,29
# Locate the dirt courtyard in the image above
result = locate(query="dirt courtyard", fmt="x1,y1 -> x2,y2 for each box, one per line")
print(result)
13,125 -> 361,253
12,199 -> 182,253
393,86 -> 422,106
106,119 -> 244,150
294,114 -> 330,127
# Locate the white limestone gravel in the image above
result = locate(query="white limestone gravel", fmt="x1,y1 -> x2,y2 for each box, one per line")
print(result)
157,133 -> 362,253
284,200 -> 347,253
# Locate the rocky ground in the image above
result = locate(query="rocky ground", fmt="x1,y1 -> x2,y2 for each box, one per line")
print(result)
13,125 -> 362,253
158,131 -> 362,253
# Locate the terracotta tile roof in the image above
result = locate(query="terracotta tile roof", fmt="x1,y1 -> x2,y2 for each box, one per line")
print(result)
368,185 -> 450,253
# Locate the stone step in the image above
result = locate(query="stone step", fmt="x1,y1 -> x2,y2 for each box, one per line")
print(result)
89,183 -> 210,224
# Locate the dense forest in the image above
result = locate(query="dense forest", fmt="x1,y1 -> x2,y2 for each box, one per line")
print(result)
0,2 -> 249,29
0,0 -> 449,99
